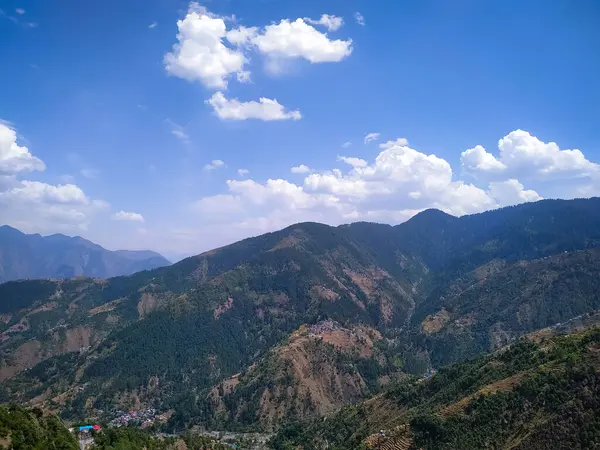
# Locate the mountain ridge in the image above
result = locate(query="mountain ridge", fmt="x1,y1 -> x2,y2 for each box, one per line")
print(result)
2,198 -> 600,434
0,225 -> 171,283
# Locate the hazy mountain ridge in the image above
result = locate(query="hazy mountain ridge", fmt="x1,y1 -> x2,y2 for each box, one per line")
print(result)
0,225 -> 171,283
3,198 -> 600,433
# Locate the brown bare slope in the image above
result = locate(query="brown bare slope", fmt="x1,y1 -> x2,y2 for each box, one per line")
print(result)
203,321 -> 405,431
271,325 -> 600,450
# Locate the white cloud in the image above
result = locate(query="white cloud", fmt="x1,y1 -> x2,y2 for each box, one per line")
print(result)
204,159 -> 226,171
113,210 -> 145,222
237,168 -> 250,176
236,70 -> 252,83
364,132 -> 380,144
164,3 -> 247,89
305,14 -> 344,32
0,181 -> 108,233
190,138 -> 502,243
337,155 -> 367,168
165,4 -> 354,87
341,141 -> 352,148
15,8 -> 25,15
1,181 -> 89,204
0,122 -> 109,234
461,130 -> 599,181
461,144 -> 506,174
252,18 -> 352,66
189,132 -> 582,251
226,25 -> 258,46
354,12 -> 365,26
291,164 -> 311,174
149,22 -> 157,29
0,123 -> 45,175
488,179 -> 542,206
206,92 -> 301,121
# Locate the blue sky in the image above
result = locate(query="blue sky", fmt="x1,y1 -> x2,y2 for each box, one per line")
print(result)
1,0 -> 599,260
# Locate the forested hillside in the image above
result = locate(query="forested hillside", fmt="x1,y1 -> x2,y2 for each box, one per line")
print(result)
0,404 -> 78,449
3,198 -> 600,433
271,325 -> 600,449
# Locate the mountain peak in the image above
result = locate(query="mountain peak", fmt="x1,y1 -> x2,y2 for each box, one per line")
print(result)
0,225 -> 170,283
0,224 -> 24,235
407,208 -> 457,223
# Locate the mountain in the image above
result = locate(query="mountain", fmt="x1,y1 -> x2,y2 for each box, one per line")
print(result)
270,322 -> 600,449
198,321 -> 406,432
0,225 -> 171,283
2,198 -> 600,434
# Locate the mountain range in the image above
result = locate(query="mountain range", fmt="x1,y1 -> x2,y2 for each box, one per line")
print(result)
0,225 -> 171,283
2,198 -> 600,441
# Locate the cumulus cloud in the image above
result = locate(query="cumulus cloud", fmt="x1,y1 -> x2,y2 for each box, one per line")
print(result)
252,18 -> 352,68
1,181 -> 89,204
113,210 -> 145,222
354,12 -> 365,26
206,92 -> 301,121
0,122 -> 109,233
164,3 -> 247,89
186,130 -> 600,256
305,14 -> 344,32
488,179 -> 542,206
461,130 -> 600,181
291,164 -> 311,174
191,134 -> 547,248
0,180 -> 108,232
364,132 -> 380,144
165,4 -> 352,88
226,25 -> 258,46
238,168 -> 250,176
337,155 -> 367,168
147,129 -> 600,255
149,22 -> 157,29
0,123 -> 45,175
204,159 -> 226,171
461,144 -> 506,174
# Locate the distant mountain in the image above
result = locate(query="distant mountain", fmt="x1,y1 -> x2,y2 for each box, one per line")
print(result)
3,198 -> 600,434
0,225 -> 171,283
